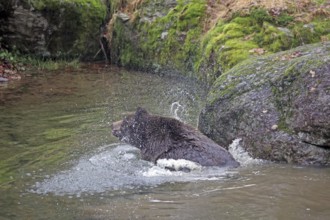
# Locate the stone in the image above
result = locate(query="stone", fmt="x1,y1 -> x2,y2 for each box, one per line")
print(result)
161,31 -> 168,40
117,12 -> 130,22
199,42 -> 330,166
0,0 -> 107,59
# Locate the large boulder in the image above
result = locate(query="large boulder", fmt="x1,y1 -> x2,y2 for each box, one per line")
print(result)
0,0 -> 107,59
107,0 -> 206,75
106,0 -> 330,85
199,42 -> 330,166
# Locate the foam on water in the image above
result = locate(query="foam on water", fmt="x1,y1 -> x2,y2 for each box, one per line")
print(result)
31,144 -> 234,196
31,106 -> 260,196
141,159 -> 202,177
228,138 -> 265,166
156,158 -> 202,171
140,166 -> 182,177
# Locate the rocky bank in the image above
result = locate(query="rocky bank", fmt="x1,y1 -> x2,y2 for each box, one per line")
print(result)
199,42 -> 330,165
107,0 -> 330,85
1,0 -> 330,165
106,0 -> 330,165
0,0 -> 108,59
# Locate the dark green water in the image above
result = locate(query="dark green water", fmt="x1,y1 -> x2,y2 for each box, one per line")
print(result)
0,66 -> 329,220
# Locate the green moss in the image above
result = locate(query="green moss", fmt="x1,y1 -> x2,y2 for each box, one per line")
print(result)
26,0 -> 107,58
276,12 -> 294,26
176,0 -> 206,31
254,22 -> 293,52
182,28 -> 203,66
196,4 -> 329,85
221,39 -> 258,69
291,17 -> 330,46
110,1 -> 330,86
314,0 -> 326,4
111,19 -> 145,68
231,16 -> 255,27
196,16 -> 259,83
249,8 -> 273,25
137,0 -> 206,71
207,41 -> 330,108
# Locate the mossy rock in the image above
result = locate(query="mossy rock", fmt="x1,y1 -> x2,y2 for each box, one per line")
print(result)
196,7 -> 330,85
199,42 -> 330,166
1,0 -> 107,59
109,0 -> 206,75
107,1 -> 330,87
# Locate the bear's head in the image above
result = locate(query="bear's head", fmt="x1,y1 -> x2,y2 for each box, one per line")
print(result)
112,107 -> 149,148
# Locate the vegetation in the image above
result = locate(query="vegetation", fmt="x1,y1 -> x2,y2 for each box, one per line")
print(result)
109,0 -> 206,73
0,49 -> 80,71
108,0 -> 330,85
141,0 -> 206,71
197,5 -> 330,84
1,0 -> 107,60
1,0 -> 329,84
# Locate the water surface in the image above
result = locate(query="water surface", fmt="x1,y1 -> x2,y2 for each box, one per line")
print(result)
0,65 -> 329,220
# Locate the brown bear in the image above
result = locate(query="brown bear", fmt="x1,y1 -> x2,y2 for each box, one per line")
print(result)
112,107 -> 239,168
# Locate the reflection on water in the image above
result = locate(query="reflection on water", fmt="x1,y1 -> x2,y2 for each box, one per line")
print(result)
0,65 -> 329,220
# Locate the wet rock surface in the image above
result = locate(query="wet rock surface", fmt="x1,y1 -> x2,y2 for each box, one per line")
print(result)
199,42 -> 330,166
0,0 -> 107,59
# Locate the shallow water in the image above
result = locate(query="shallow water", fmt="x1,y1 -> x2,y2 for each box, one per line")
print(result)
0,65 -> 329,220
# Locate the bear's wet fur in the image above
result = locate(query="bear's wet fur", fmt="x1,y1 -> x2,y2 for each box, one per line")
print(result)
112,107 -> 239,168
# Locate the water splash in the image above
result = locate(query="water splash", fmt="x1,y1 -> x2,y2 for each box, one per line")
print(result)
156,158 -> 202,171
161,84 -> 204,125
31,144 -> 234,196
170,101 -> 185,121
228,139 -> 265,166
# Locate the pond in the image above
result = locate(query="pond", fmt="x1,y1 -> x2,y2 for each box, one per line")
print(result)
0,65 -> 329,220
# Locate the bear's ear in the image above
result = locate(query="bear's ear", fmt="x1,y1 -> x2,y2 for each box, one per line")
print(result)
135,107 -> 148,120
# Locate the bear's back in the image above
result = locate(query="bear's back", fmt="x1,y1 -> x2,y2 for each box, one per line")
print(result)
161,140 -> 239,167
157,123 -> 239,167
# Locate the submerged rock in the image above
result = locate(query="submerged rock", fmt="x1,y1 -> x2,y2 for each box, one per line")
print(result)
199,42 -> 330,166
